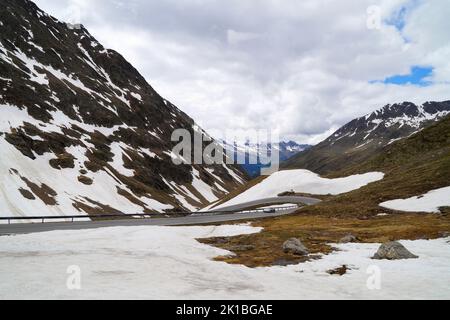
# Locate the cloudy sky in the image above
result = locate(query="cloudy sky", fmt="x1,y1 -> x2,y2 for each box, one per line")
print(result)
34,0 -> 450,144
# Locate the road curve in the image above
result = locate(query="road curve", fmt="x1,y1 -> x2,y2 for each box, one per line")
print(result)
0,196 -> 321,236
210,196 -> 321,212
0,208 -> 299,236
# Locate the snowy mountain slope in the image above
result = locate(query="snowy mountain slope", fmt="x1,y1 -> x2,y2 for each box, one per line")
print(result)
284,101 -> 450,174
211,169 -> 384,209
0,0 -> 247,217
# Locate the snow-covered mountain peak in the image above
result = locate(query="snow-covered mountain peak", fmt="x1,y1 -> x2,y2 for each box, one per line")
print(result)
362,101 -> 450,130
330,101 -> 450,146
284,100 -> 450,174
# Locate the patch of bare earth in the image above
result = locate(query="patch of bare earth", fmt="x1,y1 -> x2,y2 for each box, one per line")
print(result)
72,197 -> 124,219
20,176 -> 58,205
18,188 -> 35,200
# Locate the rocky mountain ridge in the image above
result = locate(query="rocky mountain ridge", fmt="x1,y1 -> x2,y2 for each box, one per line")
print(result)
283,101 -> 450,174
0,0 -> 247,217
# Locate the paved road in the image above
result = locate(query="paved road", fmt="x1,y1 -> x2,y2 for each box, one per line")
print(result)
212,196 -> 321,212
0,196 -> 321,236
0,208 -> 298,236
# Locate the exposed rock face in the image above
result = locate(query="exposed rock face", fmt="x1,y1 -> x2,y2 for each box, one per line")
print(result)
282,238 -> 309,256
0,0 -> 247,218
284,101 -> 450,174
372,241 -> 418,260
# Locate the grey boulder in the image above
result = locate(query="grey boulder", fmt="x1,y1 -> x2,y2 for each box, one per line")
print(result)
339,234 -> 357,243
282,238 -> 309,256
372,241 -> 418,260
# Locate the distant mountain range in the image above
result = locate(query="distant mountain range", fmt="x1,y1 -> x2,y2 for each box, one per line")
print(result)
283,101 -> 450,174
278,141 -> 312,161
220,140 -> 311,177
0,0 -> 247,217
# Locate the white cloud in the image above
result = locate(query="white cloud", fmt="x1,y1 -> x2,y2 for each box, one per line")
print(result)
34,0 -> 450,144
227,29 -> 261,45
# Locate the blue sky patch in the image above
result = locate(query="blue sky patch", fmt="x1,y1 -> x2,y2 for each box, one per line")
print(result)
385,6 -> 408,31
384,0 -> 422,43
371,66 -> 433,86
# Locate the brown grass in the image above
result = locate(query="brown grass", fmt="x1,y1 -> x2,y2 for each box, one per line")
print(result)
200,212 -> 450,267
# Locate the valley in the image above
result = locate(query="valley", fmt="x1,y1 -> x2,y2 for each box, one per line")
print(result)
0,0 -> 449,302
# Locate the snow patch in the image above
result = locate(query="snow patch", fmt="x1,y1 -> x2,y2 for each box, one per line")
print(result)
380,186 -> 450,213
109,142 -> 134,177
215,169 -> 384,209
192,169 -> 218,203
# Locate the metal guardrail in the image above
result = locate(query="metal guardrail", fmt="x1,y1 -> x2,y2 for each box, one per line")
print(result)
0,205 -> 300,225
191,205 -> 300,216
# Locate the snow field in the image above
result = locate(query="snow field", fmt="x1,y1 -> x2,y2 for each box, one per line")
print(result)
0,224 -> 448,299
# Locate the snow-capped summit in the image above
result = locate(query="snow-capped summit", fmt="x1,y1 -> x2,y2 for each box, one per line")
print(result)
284,101 -> 450,174
330,101 -> 450,147
277,141 -> 311,157
0,0 -> 247,218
